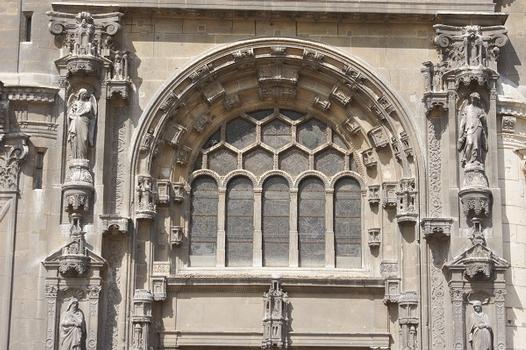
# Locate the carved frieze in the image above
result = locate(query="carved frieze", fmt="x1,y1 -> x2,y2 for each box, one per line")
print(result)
189,63 -> 213,84
257,64 -> 298,100
232,48 -> 254,63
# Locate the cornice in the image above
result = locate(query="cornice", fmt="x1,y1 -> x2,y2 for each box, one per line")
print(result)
0,85 -> 58,104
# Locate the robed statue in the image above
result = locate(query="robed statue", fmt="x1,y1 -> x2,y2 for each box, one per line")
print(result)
457,92 -> 488,169
67,89 -> 97,159
60,298 -> 86,350
468,301 -> 493,350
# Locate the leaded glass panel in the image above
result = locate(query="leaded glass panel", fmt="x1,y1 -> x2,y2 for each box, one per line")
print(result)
298,177 -> 325,267
263,177 -> 290,267
226,177 -> 254,267
334,177 -> 362,268
189,176 -> 218,267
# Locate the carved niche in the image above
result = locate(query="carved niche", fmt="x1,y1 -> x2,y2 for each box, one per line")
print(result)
396,178 -> 418,224
136,175 -> 157,219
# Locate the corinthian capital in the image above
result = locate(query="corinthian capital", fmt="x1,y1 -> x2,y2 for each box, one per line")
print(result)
433,24 -> 508,69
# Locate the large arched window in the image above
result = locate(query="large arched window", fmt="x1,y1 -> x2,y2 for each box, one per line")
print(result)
189,109 -> 363,269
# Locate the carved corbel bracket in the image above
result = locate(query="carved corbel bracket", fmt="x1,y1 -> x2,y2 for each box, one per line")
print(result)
156,179 -> 172,205
313,95 -> 331,112
423,91 -> 448,116
169,226 -> 184,248
368,228 -> 381,249
381,182 -> 397,209
161,120 -> 186,149
368,185 -> 380,206
100,214 -> 129,235
396,178 -> 418,224
257,64 -> 298,101
368,126 -> 389,149
421,217 -> 453,240
458,187 -> 492,218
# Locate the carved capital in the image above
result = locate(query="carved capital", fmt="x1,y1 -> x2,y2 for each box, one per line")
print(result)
433,24 -> 508,69
0,136 -> 29,192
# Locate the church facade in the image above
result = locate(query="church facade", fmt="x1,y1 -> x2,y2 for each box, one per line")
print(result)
1,0 -> 526,349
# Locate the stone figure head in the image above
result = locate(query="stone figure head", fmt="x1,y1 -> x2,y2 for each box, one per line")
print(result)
469,92 -> 481,105
77,88 -> 89,101
67,298 -> 79,312
472,300 -> 482,313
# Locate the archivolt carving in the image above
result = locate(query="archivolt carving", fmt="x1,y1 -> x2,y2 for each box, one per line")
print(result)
131,39 -> 420,180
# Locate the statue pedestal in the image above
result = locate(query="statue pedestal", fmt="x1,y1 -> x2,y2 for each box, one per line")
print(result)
63,159 -> 94,214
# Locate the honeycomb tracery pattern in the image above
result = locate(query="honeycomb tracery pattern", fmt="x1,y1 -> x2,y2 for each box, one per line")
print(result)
196,109 -> 354,181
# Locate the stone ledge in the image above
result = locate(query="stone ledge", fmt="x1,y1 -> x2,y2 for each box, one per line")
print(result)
160,331 -> 391,348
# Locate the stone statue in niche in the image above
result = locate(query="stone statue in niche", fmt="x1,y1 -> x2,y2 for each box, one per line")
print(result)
468,300 -> 493,350
458,92 -> 487,170
73,12 -> 95,56
60,298 -> 86,350
67,89 -> 97,159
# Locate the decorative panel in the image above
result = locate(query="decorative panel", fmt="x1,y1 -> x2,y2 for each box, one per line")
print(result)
226,177 -> 254,267
263,177 -> 290,266
334,177 -> 362,268
189,176 -> 218,266
298,177 -> 326,267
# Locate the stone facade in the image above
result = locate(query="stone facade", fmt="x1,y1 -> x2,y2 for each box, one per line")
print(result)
0,1 -> 526,349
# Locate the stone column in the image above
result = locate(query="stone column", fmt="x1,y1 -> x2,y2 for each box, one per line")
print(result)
132,289 -> 153,350
0,136 -> 28,350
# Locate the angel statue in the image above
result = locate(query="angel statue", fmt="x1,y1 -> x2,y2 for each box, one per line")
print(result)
457,92 -> 488,169
60,298 -> 86,350
468,300 -> 493,350
67,89 -> 97,160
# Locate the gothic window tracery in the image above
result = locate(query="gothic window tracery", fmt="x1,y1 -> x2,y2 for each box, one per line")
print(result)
188,108 -> 363,268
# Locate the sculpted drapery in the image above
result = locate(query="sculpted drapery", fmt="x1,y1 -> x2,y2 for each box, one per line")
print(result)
457,92 -> 488,169
60,299 -> 86,350
67,88 -> 97,160
469,302 -> 493,350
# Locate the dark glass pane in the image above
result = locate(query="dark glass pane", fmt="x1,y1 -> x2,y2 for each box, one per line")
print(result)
298,177 -> 325,267
208,147 -> 238,175
189,176 -> 218,266
334,177 -> 362,268
279,147 -> 309,177
226,177 -> 254,266
244,148 -> 273,176
298,119 -> 328,150
315,148 -> 345,177
262,119 -> 292,150
280,109 -> 304,121
248,109 -> 273,121
263,177 -> 290,266
203,129 -> 221,150
225,118 -> 256,150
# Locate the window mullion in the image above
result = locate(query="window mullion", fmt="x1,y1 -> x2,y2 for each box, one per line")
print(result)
289,189 -> 299,267
325,189 -> 335,268
253,188 -> 263,267
216,187 -> 226,267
